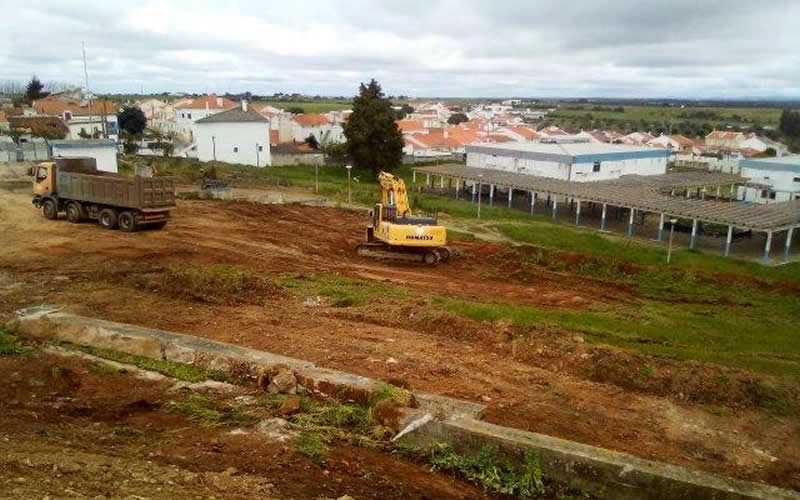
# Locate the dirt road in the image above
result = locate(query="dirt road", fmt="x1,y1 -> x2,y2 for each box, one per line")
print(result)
1,187 -> 798,490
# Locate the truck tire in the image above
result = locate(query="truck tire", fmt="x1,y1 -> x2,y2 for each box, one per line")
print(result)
66,202 -> 82,223
98,208 -> 118,230
42,199 -> 58,220
118,211 -> 138,232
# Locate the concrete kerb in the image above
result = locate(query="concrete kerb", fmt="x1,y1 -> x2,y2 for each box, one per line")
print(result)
7,307 -> 799,500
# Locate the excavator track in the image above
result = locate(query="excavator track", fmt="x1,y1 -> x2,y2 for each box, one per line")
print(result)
355,243 -> 451,264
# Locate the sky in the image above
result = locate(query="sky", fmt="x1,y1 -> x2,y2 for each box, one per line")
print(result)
2,0 -> 799,99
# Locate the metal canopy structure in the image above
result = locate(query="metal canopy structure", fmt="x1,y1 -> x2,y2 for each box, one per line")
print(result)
413,164 -> 800,232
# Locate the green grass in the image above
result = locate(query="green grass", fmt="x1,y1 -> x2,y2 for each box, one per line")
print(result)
295,432 -> 329,465
549,105 -> 782,128
171,393 -> 251,427
63,343 -> 232,383
0,328 -> 32,356
271,272 -> 402,307
140,265 -> 280,305
292,400 -> 373,435
429,444 -> 547,498
254,100 -> 351,113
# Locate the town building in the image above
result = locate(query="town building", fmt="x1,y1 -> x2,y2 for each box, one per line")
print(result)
7,115 -> 69,140
466,142 -> 669,181
739,155 -> 800,203
173,95 -> 238,142
33,95 -> 118,141
50,139 -> 119,173
194,102 -> 271,167
290,113 -> 344,145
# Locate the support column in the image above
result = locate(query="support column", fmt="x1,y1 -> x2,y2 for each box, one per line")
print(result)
763,230 -> 773,265
575,199 -> 581,225
455,180 -> 460,200
685,188 -> 691,199
551,196 -> 558,220
440,176 -> 444,189
724,225 -> 733,257
689,219 -> 698,249
471,182 -> 476,203
627,208 -> 635,236
529,191 -> 535,215
730,184 -> 735,202
507,187 -> 513,208
600,203 -> 607,231
715,185 -> 721,199
657,213 -> 665,241
489,184 -> 495,207
785,226 -> 795,262
413,171 -> 417,183
426,173 -> 430,187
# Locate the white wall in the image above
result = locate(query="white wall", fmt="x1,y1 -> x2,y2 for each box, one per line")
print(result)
51,145 -> 118,173
194,121 -> 271,167
65,115 -> 119,141
466,151 -> 666,181
740,166 -> 800,203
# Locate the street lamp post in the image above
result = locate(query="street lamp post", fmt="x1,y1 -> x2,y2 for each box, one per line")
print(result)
346,165 -> 352,206
666,218 -> 678,264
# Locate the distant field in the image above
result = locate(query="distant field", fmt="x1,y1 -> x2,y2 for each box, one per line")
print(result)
549,105 -> 782,128
254,100 -> 352,113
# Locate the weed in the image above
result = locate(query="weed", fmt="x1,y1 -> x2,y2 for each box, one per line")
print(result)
63,343 -> 231,383
292,401 -> 372,435
90,362 -> 123,376
0,328 -> 32,356
371,384 -> 413,407
429,444 -> 545,497
271,272 -> 401,307
295,432 -> 328,465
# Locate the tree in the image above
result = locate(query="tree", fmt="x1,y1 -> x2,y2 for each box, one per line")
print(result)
343,79 -> 404,173
118,106 -> 146,155
779,109 -> 800,137
25,75 -> 48,102
447,112 -> 468,125
305,134 -> 320,149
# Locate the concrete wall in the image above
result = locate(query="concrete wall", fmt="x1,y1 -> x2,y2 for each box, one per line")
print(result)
51,144 -> 118,173
194,121 -> 271,167
271,153 -> 324,166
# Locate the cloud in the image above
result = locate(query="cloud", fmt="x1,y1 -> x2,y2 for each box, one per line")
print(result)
1,0 -> 798,98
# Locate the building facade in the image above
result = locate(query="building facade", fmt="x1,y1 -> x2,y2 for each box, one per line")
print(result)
466,143 -> 669,182
50,139 -> 119,173
194,102 -> 271,167
739,155 -> 800,203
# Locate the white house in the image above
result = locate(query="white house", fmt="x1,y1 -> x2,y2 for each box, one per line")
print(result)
739,135 -> 789,157
50,139 -> 119,173
194,102 -> 271,167
33,95 -> 119,141
173,95 -> 238,142
291,113 -> 344,145
466,142 -> 669,182
738,155 -> 800,203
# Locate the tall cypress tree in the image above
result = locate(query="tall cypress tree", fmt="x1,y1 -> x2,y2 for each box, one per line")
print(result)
343,79 -> 404,173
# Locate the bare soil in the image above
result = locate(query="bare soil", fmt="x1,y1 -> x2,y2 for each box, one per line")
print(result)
1,188 -> 798,491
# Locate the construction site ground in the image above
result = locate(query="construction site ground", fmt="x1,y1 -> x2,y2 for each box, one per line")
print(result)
1,182 -> 799,493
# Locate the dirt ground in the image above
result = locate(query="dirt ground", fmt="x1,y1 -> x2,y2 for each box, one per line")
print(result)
0,351 -> 485,499
1,185 -> 798,491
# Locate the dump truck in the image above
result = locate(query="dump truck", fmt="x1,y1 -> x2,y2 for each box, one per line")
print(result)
32,158 -> 176,232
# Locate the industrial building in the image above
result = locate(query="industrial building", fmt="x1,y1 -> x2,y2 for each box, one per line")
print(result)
739,155 -> 800,203
466,142 -> 669,182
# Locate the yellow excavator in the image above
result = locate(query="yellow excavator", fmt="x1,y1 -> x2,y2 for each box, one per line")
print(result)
356,171 -> 451,264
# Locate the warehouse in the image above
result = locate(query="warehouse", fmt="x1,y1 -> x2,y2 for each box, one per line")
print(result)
466,142 -> 669,182
738,155 -> 800,204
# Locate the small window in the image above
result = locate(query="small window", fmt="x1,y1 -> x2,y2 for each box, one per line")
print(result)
36,167 -> 48,181
760,190 -> 768,199
187,113 -> 192,119
793,177 -> 800,183
258,146 -> 263,152
181,113 -> 185,118
593,161 -> 601,172
769,192 -> 776,200
233,146 -> 238,153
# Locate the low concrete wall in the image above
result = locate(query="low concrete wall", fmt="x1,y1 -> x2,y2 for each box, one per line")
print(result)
271,153 -> 324,166
7,307 -> 798,500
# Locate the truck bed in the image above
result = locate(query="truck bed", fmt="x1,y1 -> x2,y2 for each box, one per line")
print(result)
56,171 -> 176,211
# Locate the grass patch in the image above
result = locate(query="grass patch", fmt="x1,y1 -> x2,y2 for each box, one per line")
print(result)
371,384 -> 414,407
429,444 -> 549,498
89,362 -> 123,376
171,393 -> 252,427
63,343 -> 232,383
292,400 -> 373,435
446,228 -> 477,241
0,327 -> 32,356
295,432 -> 329,465
147,265 -> 281,305
271,272 -> 400,307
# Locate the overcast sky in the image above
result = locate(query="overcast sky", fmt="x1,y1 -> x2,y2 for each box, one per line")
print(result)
2,1 -> 799,98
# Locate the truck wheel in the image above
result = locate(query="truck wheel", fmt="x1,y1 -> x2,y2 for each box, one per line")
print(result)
66,202 -> 82,223
118,211 -> 138,232
42,199 -> 58,220
98,208 -> 118,230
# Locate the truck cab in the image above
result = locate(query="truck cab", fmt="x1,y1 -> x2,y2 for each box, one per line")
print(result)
33,162 -> 55,198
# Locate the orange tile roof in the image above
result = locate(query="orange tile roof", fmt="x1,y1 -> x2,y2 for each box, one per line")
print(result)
174,95 -> 238,110
292,113 -> 330,127
484,134 -> 515,143
33,96 -> 116,116
507,126 -> 539,140
670,134 -> 695,147
397,119 -> 425,133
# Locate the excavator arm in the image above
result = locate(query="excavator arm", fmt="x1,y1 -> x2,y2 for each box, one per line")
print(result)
377,171 -> 411,217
